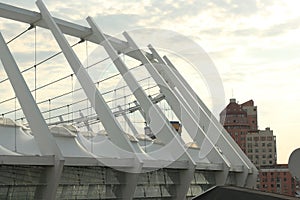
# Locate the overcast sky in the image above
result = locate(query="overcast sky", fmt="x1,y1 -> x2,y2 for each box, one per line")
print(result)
0,0 -> 299,164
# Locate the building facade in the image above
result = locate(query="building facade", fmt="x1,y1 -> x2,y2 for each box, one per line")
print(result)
246,128 -> 277,168
220,99 -> 299,197
219,98 -> 258,153
258,164 -> 297,197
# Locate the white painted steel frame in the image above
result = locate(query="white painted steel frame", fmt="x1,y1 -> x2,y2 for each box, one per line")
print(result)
35,1 -> 144,199
0,2 -> 152,61
122,32 -> 233,185
35,0 -> 135,154
0,33 -> 64,200
87,17 -> 196,199
0,1 -> 258,198
149,46 -> 258,186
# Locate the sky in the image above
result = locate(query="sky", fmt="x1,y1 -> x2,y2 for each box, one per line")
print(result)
0,0 -> 299,164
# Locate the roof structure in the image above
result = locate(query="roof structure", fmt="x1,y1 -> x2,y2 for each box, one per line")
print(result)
0,1 -> 258,199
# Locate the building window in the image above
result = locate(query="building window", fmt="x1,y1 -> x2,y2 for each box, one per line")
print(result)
269,160 -> 273,164
276,177 -> 280,182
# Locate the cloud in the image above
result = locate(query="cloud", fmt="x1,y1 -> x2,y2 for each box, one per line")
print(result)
262,17 -> 300,36
93,14 -> 141,34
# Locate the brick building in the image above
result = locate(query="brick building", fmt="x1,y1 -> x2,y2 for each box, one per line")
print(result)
219,98 -> 257,153
220,98 -> 298,197
258,164 -> 297,197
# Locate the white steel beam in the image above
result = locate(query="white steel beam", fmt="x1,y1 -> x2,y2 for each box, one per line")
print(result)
0,32 -> 64,200
150,49 -> 248,185
0,2 -> 152,61
87,17 -> 196,200
87,17 -> 182,145
36,0 -> 136,153
86,16 -> 193,154
149,46 -> 257,186
163,54 -> 254,169
121,32 -> 232,186
35,2 -> 143,199
162,55 -> 254,186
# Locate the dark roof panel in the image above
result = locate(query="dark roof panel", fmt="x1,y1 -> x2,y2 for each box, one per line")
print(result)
192,186 -> 298,200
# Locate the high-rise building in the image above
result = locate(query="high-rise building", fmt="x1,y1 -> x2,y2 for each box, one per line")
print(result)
219,98 -> 258,153
246,128 -> 277,168
220,98 -> 299,197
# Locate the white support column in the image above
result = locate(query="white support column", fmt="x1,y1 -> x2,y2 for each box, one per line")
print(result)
35,2 -> 142,198
246,170 -> 259,189
149,46 -> 257,186
86,17 -> 196,199
86,17 -> 187,148
36,0 -> 135,153
0,32 -> 64,200
121,32 -> 232,184
163,55 -> 255,186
